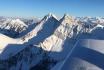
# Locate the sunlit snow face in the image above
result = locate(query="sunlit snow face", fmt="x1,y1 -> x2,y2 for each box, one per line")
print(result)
0,34 -> 19,54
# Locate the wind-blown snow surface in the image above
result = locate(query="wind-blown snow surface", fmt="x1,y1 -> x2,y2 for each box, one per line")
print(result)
58,39 -> 104,70
0,14 -> 104,70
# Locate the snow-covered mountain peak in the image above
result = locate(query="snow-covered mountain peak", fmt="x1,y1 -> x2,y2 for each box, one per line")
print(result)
63,13 -> 69,17
1,14 -> 104,70
60,14 -> 74,25
0,18 -> 28,37
10,19 -> 27,27
42,13 -> 58,21
48,13 -> 57,18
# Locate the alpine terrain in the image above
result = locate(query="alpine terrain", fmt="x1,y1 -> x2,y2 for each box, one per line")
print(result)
0,13 -> 104,70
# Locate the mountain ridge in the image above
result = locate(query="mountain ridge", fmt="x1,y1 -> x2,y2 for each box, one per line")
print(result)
0,13 -> 104,70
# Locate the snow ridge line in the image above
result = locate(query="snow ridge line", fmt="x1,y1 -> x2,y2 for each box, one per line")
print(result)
58,39 -> 79,70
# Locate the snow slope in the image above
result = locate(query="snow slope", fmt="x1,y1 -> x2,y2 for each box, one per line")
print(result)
0,18 -> 28,37
58,39 -> 104,70
0,33 -> 24,60
0,34 -> 19,52
0,14 -> 104,70
20,13 -> 59,44
0,13 -> 59,59
40,14 -> 78,61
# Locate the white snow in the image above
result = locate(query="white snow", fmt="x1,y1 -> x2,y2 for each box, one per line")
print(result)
0,34 -> 18,52
0,14 -> 104,70
57,39 -> 104,70
40,14 -> 76,61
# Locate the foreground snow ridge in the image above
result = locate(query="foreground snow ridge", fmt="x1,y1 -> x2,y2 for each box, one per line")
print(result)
0,13 -> 104,70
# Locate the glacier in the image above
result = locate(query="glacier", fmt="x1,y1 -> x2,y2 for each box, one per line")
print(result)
0,13 -> 104,70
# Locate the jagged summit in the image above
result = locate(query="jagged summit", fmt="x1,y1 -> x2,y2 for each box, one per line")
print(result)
11,19 -> 27,26
48,13 -> 57,18
42,13 -> 58,21
63,13 -> 70,17
60,13 -> 74,24
0,13 -> 104,70
63,13 -> 72,18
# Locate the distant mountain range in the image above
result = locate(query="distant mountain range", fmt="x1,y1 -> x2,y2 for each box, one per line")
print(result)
0,13 -> 104,70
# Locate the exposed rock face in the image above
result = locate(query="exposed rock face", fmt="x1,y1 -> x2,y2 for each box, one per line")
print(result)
0,14 -> 104,70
